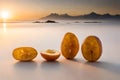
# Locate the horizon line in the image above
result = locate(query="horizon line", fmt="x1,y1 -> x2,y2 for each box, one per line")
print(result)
0,11 -> 120,21
48,12 -> 120,16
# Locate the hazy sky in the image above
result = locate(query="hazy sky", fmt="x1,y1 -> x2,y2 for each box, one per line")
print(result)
0,0 -> 120,20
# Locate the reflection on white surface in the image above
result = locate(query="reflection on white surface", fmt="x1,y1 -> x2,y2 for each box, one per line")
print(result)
0,21 -> 120,80
3,23 -> 7,32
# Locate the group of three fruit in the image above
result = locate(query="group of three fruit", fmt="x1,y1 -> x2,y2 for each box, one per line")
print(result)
13,32 -> 102,62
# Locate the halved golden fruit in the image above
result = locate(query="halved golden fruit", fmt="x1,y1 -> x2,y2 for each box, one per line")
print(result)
40,49 -> 60,61
12,47 -> 38,61
81,36 -> 102,62
61,32 -> 79,59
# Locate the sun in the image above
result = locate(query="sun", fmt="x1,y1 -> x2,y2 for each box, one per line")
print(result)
1,10 -> 10,19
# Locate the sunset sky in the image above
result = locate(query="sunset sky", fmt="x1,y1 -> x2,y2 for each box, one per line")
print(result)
0,0 -> 120,20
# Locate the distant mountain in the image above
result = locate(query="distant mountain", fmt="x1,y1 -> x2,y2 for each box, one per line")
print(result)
41,13 -> 72,20
41,12 -> 120,20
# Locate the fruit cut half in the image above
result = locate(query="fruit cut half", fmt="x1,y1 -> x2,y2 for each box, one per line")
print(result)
40,49 -> 60,61
81,36 -> 102,62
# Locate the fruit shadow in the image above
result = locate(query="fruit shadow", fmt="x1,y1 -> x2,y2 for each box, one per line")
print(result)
85,61 -> 120,74
68,58 -> 84,63
14,61 -> 37,71
40,61 -> 61,71
69,58 -> 120,74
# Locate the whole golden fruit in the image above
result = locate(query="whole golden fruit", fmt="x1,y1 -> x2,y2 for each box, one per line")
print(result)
12,47 -> 38,61
61,32 -> 79,59
81,36 -> 102,62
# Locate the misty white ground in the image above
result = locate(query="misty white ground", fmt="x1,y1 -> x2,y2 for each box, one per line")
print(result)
0,20 -> 120,80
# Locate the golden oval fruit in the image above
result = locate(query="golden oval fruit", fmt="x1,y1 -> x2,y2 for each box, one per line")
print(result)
12,47 -> 38,61
61,32 -> 79,59
40,49 -> 60,61
81,36 -> 102,62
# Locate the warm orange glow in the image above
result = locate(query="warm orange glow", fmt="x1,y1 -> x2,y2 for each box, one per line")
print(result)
1,11 -> 10,19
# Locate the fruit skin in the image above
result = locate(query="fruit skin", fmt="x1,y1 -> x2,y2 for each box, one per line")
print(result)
61,32 -> 79,59
81,36 -> 102,62
40,50 -> 60,61
12,47 -> 38,61
41,53 -> 60,61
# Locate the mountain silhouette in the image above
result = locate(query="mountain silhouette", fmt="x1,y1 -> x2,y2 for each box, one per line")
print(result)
41,13 -> 72,20
41,12 -> 120,20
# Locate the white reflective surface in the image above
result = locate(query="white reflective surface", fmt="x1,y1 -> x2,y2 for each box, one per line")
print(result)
0,21 -> 120,80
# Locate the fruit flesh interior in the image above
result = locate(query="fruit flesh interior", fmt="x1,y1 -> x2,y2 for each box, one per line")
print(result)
46,49 -> 56,54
